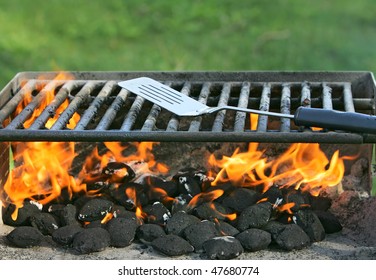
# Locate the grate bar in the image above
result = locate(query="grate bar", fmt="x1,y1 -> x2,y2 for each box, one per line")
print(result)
165,82 -> 191,132
50,81 -> 100,130
234,82 -> 251,132
141,82 -> 174,131
74,81 -> 116,130
28,81 -> 78,129
5,80 -> 64,129
322,83 -> 333,110
120,96 -> 146,131
0,80 -> 38,126
95,88 -> 130,131
188,82 -> 211,132
212,83 -> 231,132
257,83 -> 271,132
343,83 -> 355,112
280,83 -> 291,132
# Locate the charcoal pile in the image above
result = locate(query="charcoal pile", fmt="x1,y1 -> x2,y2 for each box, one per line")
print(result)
2,162 -> 342,259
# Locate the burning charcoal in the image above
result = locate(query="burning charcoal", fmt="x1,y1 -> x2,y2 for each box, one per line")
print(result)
72,227 -> 111,254
2,202 -> 41,227
309,196 -> 332,211
193,202 -> 231,221
52,225 -> 84,246
110,183 -> 149,209
235,229 -> 271,251
106,217 -> 138,247
77,198 -> 114,222
165,211 -> 201,236
85,220 -> 106,229
237,202 -> 272,231
30,212 -> 59,235
264,221 -> 311,251
145,175 -> 178,197
48,204 -> 79,226
151,234 -> 194,256
102,162 -> 135,183
284,192 -> 306,212
314,210 -> 342,234
112,205 -> 137,220
173,169 -> 202,196
222,188 -> 260,212
206,182 -> 236,202
294,209 -> 325,242
136,224 -> 166,244
262,185 -> 283,203
6,226 -> 44,248
215,221 -> 240,236
86,181 -> 112,192
203,236 -> 244,260
171,194 -> 193,214
143,202 -> 171,225
183,220 -> 221,252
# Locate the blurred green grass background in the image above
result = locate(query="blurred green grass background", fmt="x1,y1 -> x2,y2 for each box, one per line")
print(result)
0,0 -> 375,88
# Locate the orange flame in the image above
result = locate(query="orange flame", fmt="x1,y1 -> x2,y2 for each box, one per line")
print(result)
15,72 -> 80,129
3,142 -> 87,219
125,187 -> 146,224
187,189 -> 224,210
209,142 -> 350,196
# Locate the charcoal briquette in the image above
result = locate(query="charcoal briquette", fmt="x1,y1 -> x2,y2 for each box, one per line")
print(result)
2,202 -> 41,227
262,185 -> 283,203
112,205 -> 137,220
314,210 -> 342,234
177,176 -> 202,196
110,183 -> 149,209
165,211 -> 201,236
295,209 -> 325,242
215,221 -> 240,236
48,204 -> 79,226
171,194 -> 193,214
136,223 -> 166,244
284,192 -> 306,212
52,224 -> 84,246
145,175 -> 178,197
264,221 -> 311,251
77,198 -> 114,222
6,226 -> 44,248
30,212 -> 59,235
102,161 -> 135,183
203,236 -> 244,260
85,220 -> 106,229
72,227 -> 111,254
183,220 -> 221,251
151,234 -> 194,256
143,202 -> 171,225
222,188 -> 260,212
106,217 -> 138,247
193,202 -> 231,221
237,202 -> 272,231
236,228 -> 271,251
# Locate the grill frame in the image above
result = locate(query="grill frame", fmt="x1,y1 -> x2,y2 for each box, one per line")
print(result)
0,71 -> 375,143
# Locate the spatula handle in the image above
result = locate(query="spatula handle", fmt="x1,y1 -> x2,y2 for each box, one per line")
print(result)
294,107 -> 376,134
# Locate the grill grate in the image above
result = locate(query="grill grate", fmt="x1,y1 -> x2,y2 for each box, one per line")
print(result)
0,71 -> 375,143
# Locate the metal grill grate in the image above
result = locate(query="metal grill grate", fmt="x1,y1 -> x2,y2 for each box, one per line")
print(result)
0,71 -> 375,143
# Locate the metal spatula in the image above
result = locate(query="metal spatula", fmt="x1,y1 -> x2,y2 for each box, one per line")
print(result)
118,77 -> 376,134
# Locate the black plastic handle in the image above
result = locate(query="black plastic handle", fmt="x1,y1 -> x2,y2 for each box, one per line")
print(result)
294,107 -> 376,134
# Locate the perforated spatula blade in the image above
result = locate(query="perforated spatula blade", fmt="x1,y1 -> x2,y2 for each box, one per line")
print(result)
118,77 -> 210,116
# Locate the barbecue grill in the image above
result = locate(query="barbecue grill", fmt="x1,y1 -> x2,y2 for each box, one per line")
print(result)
0,71 -> 375,143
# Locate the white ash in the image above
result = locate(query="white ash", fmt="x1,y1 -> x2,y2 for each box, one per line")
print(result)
211,236 -> 236,243
29,200 -> 43,211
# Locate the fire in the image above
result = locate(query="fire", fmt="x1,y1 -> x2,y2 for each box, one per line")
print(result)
3,142 -> 86,220
209,141 -> 349,196
15,72 -> 80,129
